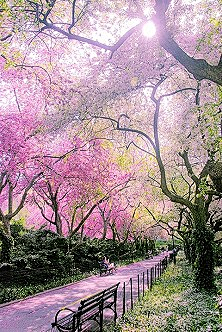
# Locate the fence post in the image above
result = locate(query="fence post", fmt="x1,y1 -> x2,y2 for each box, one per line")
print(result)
137,274 -> 140,300
150,267 -> 153,289
119,257 -> 170,319
130,278 -> 133,309
142,272 -> 145,296
123,282 -> 126,317
147,269 -> 149,289
99,299 -> 104,332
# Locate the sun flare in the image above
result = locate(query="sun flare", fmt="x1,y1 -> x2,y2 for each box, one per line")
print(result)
142,20 -> 156,38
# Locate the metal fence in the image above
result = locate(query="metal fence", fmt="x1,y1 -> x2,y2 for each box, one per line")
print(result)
119,256 -> 168,317
49,255 -> 170,331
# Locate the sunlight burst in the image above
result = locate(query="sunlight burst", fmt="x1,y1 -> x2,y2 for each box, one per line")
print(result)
142,21 -> 156,38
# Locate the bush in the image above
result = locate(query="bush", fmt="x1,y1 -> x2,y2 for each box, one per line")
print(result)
215,243 -> 222,266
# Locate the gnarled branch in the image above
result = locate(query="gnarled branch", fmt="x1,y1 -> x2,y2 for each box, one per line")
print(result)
154,0 -> 222,85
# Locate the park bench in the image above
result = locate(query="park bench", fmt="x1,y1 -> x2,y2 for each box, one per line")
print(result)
51,282 -> 120,332
99,261 -> 116,276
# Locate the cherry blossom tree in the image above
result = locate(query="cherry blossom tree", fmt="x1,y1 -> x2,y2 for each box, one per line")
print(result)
0,60 -> 48,230
0,72 -> 46,260
84,191 -> 138,241
1,1 -> 221,85
27,133 -> 133,237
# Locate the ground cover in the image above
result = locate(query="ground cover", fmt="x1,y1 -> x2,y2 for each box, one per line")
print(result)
0,270 -> 95,304
111,254 -> 222,332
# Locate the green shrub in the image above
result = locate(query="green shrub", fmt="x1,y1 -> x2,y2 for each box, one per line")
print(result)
215,244 -> 222,266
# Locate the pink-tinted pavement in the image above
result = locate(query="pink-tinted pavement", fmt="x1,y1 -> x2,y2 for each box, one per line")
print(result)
0,252 -> 169,332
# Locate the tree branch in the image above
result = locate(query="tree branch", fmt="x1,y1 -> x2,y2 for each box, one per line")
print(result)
178,151 -> 199,184
7,173 -> 42,219
154,0 -> 222,85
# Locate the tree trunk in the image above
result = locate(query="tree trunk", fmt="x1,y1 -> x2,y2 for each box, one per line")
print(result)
55,212 -> 63,236
2,215 -> 11,237
80,224 -> 84,242
191,206 -> 215,290
102,218 -> 108,240
183,234 -> 193,264
0,227 -> 14,263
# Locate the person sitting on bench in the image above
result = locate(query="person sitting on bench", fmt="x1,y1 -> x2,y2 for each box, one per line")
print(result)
102,256 -> 115,272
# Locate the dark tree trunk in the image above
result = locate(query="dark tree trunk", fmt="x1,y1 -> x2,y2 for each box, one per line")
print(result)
0,228 -> 13,263
191,206 -> 215,290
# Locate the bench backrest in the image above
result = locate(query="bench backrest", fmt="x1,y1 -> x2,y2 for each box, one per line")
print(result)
52,283 -> 120,331
75,283 -> 120,331
79,282 -> 119,309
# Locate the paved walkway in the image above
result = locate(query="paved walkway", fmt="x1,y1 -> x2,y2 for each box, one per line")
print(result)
0,252 -> 169,332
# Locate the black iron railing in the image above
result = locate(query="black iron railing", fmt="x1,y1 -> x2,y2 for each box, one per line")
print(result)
120,256 -> 168,317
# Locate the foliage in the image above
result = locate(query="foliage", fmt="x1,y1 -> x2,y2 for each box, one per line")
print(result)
10,229 -> 155,270
215,244 -> 222,266
0,229 -> 160,303
10,229 -> 80,272
112,255 -> 222,332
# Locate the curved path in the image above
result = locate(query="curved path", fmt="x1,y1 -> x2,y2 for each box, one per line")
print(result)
0,252 -> 169,332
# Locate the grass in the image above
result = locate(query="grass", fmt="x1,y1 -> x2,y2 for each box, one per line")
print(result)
111,254 -> 222,332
